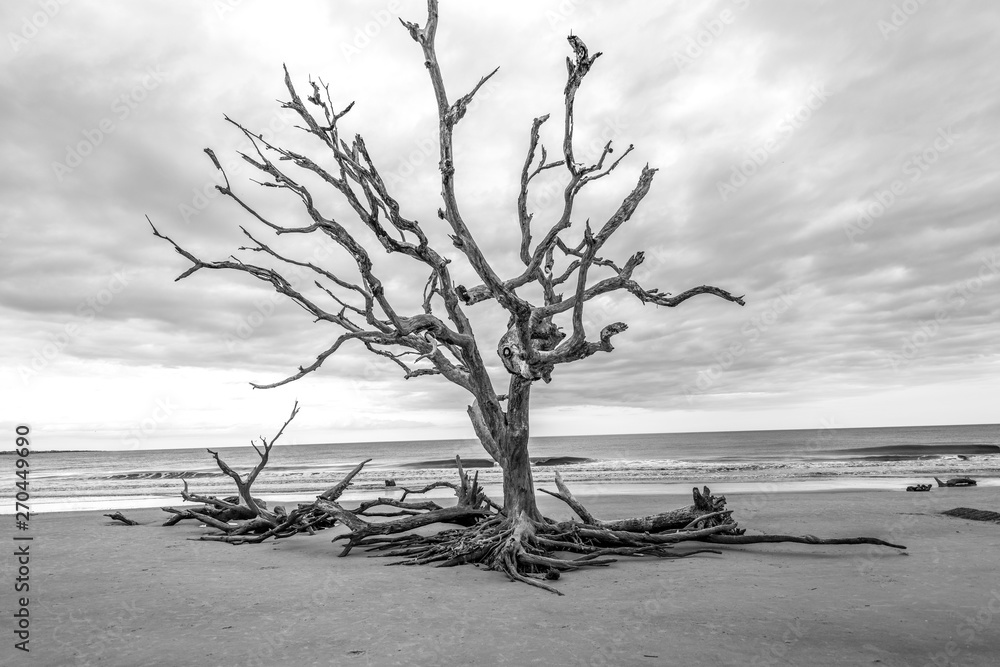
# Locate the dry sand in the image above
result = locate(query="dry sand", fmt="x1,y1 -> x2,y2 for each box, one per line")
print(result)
6,485 -> 1000,666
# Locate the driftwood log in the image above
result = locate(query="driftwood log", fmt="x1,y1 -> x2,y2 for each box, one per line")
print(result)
162,403 -> 296,533
906,484 -> 932,492
935,477 -> 977,487
104,512 -> 139,526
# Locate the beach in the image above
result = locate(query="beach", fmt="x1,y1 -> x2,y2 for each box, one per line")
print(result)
14,484 -> 1000,666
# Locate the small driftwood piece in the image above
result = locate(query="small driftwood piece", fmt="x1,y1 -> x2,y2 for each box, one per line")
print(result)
104,512 -> 140,526
935,477 -> 977,487
906,484 -> 932,492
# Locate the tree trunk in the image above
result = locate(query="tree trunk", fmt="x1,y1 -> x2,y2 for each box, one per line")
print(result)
500,432 -> 542,521
498,376 -> 543,522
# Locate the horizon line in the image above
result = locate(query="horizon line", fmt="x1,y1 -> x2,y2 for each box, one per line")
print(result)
22,420 -> 1000,453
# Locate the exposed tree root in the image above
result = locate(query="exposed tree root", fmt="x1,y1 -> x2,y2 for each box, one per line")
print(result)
269,464 -> 906,594
162,421 -> 907,593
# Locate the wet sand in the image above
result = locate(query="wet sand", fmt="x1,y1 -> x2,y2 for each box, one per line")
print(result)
10,485 -> 1000,666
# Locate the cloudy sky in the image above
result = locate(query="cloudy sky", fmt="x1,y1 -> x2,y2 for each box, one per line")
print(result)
2,1 -> 998,451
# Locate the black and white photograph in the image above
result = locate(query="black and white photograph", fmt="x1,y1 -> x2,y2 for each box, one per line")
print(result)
2,1 -> 999,664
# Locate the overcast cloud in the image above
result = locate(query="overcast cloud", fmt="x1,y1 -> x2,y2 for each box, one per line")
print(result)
2,0 -> 998,450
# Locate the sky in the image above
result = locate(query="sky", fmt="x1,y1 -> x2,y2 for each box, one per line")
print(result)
2,0 -> 999,451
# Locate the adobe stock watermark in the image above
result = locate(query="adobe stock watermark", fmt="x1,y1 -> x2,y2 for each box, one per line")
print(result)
17,269 -> 131,385
244,568 -> 344,667
7,0 -> 70,56
382,80 -> 499,191
582,571 -> 804,666
877,0 -> 928,40
224,287 -> 298,353
802,416 -> 839,456
527,115 -> 629,213
735,418 -> 841,533
717,84 -> 832,202
178,108 -> 297,224
346,353 -> 392,398
627,244 -> 678,285
582,575 -> 680,666
918,588 -> 1000,667
733,415 -> 838,525
885,250 -> 999,373
223,241 -> 336,351
213,0 -> 243,20
340,0 -> 405,63
682,284 -> 800,402
580,294 -> 619,341
120,397 -> 177,449
51,65 -> 169,182
749,619 -> 807,666
845,126 -> 958,244
50,600 -> 145,666
672,0 -> 751,72
543,0 -> 599,36
852,486 -> 940,577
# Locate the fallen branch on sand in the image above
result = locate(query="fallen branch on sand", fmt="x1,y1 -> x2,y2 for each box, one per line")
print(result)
161,403 -> 298,533
104,512 -> 140,526
935,477 -> 977,487
906,484 -> 932,492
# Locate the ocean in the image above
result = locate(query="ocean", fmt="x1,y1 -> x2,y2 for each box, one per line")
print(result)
6,423 -> 1000,514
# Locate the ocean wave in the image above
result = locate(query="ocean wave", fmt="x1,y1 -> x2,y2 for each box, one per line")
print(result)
398,458 -> 498,469
820,444 -> 1000,461
397,456 -> 594,469
99,471 -> 222,480
531,456 -> 594,466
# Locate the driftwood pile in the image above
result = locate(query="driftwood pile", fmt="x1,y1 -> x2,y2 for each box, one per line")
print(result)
156,406 -> 907,594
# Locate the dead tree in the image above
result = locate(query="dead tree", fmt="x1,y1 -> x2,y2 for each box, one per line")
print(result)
150,0 -> 905,592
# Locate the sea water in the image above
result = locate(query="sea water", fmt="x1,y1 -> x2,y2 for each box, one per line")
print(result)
5,423 -> 998,513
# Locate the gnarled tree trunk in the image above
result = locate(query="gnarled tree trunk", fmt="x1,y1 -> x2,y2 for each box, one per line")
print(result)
495,376 -> 542,522
498,431 -> 541,522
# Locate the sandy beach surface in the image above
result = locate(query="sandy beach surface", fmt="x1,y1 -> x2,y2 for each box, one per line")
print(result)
5,485 -> 999,666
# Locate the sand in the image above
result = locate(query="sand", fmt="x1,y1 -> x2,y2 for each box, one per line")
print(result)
7,485 -> 1000,666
